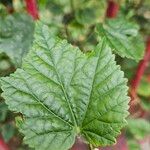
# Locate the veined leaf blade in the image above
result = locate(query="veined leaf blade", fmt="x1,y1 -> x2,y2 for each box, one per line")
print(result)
0,22 -> 129,149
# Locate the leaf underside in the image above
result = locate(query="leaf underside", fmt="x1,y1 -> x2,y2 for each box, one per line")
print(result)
1,23 -> 129,150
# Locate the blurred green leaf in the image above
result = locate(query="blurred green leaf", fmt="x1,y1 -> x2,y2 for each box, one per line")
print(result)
140,97 -> 150,111
138,77 -> 150,97
0,13 -> 34,67
1,123 -> 15,142
76,7 -> 96,25
40,0 -> 70,13
46,1 -> 63,15
75,0 -> 106,25
0,101 -> 8,122
97,18 -> 144,61
67,20 -> 87,41
127,118 -> 150,140
127,139 -> 140,150
0,53 -> 15,77
121,58 -> 138,79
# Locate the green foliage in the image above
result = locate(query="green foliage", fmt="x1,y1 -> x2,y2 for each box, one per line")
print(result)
1,123 -> 15,142
0,22 -> 129,150
0,100 -> 16,142
127,139 -> 140,150
0,101 -> 8,122
140,97 -> 150,111
137,77 -> 150,97
97,17 -> 144,61
0,0 -> 150,149
75,0 -> 106,25
127,118 -> 150,140
0,53 -> 15,77
0,13 -> 34,67
38,0 -> 107,53
120,58 -> 138,79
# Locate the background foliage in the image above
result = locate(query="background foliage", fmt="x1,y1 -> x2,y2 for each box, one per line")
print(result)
0,0 -> 150,150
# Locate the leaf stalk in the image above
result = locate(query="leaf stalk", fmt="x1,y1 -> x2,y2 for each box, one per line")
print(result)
106,0 -> 119,18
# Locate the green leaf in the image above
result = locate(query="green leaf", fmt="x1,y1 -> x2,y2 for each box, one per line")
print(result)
75,0 -> 106,25
97,18 -> 144,61
137,77 -> 150,97
67,20 -> 88,41
1,123 -> 15,142
0,13 -> 34,67
121,58 -> 138,79
0,22 -> 129,150
0,101 -> 8,122
127,118 -> 150,140
140,97 -> 150,111
127,139 -> 140,150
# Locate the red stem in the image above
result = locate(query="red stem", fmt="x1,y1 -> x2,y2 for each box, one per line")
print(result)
0,137 -> 10,150
106,0 -> 119,18
131,37 -> 150,97
71,137 -> 90,150
24,0 -> 39,20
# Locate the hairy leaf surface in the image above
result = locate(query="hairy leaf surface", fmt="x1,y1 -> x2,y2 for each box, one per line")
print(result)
1,23 -> 129,150
97,18 -> 144,61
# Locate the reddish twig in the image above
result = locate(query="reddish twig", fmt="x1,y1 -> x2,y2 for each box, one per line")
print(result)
130,37 -> 150,99
106,0 -> 119,18
24,0 -> 39,20
0,137 -> 10,150
71,137 -> 90,150
129,37 -> 150,116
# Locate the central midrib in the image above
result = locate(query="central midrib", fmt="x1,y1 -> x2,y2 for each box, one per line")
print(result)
41,31 -> 78,128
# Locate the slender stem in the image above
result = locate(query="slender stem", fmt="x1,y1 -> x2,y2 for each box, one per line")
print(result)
24,0 -> 39,20
106,0 -> 119,18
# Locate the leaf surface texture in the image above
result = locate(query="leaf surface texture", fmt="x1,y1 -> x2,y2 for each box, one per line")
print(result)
1,23 -> 129,150
97,18 -> 144,61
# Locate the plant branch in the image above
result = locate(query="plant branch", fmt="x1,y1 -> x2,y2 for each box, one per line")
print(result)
24,0 -> 39,20
106,0 -> 119,18
71,137 -> 90,150
0,136 -> 10,150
